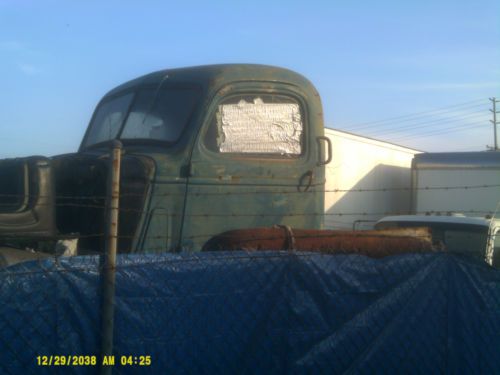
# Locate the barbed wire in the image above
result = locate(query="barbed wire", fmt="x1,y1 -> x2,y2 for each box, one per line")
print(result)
136,231 -> 497,243
0,201 -> 493,216
0,232 -> 106,240
0,177 -> 497,263
0,182 -> 497,202
0,194 -> 495,217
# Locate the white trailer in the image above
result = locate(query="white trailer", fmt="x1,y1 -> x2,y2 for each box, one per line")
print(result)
411,152 -> 500,216
324,128 -> 420,230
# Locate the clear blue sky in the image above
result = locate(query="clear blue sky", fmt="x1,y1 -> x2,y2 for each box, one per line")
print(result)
0,0 -> 499,157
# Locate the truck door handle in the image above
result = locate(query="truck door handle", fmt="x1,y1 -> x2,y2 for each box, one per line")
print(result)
316,136 -> 332,166
298,170 -> 313,192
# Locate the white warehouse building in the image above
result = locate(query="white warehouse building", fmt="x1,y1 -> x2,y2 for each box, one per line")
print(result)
324,128 -> 420,230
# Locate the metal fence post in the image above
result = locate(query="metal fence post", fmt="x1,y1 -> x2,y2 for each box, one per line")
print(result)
100,140 -> 122,374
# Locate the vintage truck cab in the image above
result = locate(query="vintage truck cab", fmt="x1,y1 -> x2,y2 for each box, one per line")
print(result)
0,64 -> 330,259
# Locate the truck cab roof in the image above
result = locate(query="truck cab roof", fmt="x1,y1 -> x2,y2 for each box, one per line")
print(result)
102,64 -> 319,99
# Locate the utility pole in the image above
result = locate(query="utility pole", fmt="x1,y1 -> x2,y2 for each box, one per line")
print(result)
490,97 -> 499,150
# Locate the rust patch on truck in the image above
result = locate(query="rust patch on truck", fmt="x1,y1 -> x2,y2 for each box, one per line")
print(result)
203,227 -> 435,258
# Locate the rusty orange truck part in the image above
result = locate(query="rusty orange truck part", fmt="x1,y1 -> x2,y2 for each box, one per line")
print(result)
202,227 -> 435,257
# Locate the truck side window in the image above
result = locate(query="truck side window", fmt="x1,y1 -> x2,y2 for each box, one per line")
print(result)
204,94 -> 304,157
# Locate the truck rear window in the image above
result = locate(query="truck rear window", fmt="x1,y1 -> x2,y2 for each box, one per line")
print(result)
83,86 -> 200,148
204,94 -> 304,156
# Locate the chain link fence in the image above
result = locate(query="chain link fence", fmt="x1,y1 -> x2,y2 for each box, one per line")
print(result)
1,251 -> 499,374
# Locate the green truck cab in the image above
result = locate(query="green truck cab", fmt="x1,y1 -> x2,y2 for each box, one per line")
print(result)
0,64 -> 330,258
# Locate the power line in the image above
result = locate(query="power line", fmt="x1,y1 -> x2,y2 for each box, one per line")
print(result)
339,99 -> 485,130
370,110 -> 487,137
386,121 -> 487,142
342,100 -> 486,130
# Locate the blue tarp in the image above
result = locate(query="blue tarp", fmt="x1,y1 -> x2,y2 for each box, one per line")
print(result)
1,252 -> 499,374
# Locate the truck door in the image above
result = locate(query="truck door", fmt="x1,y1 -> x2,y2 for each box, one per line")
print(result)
180,82 -> 327,250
